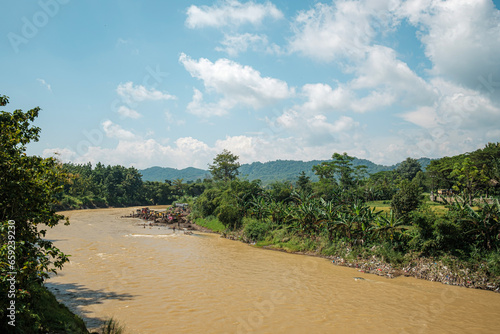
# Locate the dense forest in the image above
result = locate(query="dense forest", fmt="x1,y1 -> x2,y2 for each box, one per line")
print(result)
139,157 -> 432,184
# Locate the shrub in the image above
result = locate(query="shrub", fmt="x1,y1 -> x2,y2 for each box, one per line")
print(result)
243,217 -> 271,242
216,203 -> 242,230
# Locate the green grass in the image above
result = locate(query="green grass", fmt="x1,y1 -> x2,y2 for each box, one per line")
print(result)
365,200 -> 391,213
367,199 -> 451,216
100,318 -> 125,334
27,284 -> 89,334
194,216 -> 226,232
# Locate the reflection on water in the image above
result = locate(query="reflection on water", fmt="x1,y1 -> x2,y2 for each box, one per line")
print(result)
46,207 -> 500,333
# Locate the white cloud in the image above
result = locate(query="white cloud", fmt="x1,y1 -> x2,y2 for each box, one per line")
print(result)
397,0 -> 500,89
215,135 -> 257,162
275,109 -> 359,145
294,44 -> 437,115
400,106 -> 438,129
186,0 -> 283,29
117,105 -> 142,119
179,53 -> 294,113
299,83 -> 395,114
37,78 -> 52,92
116,82 -> 176,103
401,78 -> 500,131
350,90 -> 396,113
102,120 -> 137,140
288,1 -> 399,62
300,83 -> 353,113
186,88 -> 232,117
216,33 -> 281,56
351,45 -> 437,106
398,78 -> 500,160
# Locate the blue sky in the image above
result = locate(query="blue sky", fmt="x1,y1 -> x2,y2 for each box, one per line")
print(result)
2,0 -> 500,169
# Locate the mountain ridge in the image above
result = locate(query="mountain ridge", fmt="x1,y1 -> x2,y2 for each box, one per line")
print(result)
140,157 -> 431,183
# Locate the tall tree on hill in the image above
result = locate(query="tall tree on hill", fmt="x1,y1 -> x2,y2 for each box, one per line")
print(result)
208,149 -> 241,182
312,152 -> 362,189
396,157 -> 422,181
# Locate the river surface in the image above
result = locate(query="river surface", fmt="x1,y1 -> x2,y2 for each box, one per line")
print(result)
45,207 -> 500,333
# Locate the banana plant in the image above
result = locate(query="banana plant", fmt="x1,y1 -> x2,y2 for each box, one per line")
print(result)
371,210 -> 409,243
460,199 -> 500,250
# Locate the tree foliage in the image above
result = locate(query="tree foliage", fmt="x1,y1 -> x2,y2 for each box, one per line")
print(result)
208,149 -> 241,182
391,180 -> 422,221
395,157 -> 422,181
1,95 -> 70,331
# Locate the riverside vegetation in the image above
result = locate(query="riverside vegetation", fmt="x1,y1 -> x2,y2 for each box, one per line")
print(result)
189,148 -> 500,291
1,94 -> 500,332
0,96 -> 126,333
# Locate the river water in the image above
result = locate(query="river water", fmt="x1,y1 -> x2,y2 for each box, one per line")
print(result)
45,207 -> 500,333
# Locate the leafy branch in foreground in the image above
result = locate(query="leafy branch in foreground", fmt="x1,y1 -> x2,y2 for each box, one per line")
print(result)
1,94 -> 71,332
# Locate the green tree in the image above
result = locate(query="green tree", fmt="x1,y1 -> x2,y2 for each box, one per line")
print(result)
267,180 -> 293,202
312,153 -> 359,189
208,149 -> 241,182
391,180 -> 422,221
1,95 -> 70,331
296,171 -> 312,194
395,157 -> 422,181
450,157 -> 488,205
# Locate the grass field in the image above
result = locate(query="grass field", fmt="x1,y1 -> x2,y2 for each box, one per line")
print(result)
366,195 -> 449,216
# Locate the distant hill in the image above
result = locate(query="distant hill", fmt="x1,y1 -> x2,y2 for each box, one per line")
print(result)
139,157 -> 431,183
140,166 -> 209,182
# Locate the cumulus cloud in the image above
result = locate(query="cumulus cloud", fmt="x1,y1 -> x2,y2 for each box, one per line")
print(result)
180,53 -> 294,113
299,82 -> 395,114
102,120 -> 137,140
117,105 -> 142,119
274,108 -> 360,145
397,0 -> 500,89
398,78 -> 500,160
186,88 -> 232,117
401,78 -> 500,131
116,82 -> 176,104
300,83 -> 353,113
350,45 -> 437,106
288,1 -> 399,62
186,0 -> 283,29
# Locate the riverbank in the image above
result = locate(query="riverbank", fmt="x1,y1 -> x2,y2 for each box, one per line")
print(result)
45,207 -> 500,333
190,218 -> 500,293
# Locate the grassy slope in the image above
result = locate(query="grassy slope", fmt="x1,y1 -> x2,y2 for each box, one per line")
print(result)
13,284 -> 90,334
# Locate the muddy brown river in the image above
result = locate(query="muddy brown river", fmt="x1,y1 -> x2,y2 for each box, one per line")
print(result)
45,207 -> 500,333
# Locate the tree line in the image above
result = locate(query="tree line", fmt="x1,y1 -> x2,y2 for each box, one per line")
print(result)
57,163 -> 208,209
